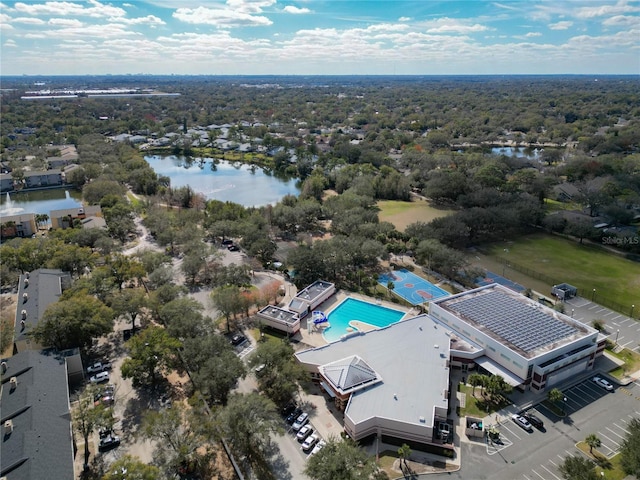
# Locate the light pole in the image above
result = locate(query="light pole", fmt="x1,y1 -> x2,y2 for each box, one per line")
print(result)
592,288 -> 596,302
563,396 -> 567,414
571,308 -> 575,318
632,305 -> 635,319
615,329 -> 620,346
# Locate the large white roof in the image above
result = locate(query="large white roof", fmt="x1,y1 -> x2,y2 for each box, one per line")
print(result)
295,315 -> 450,428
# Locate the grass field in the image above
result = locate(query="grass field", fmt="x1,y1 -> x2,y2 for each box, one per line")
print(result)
485,234 -> 640,308
377,198 -> 454,232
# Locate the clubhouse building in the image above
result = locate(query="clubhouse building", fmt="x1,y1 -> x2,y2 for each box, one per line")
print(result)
295,283 -> 604,450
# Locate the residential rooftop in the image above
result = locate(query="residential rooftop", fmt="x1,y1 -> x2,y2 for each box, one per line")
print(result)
257,305 -> 299,325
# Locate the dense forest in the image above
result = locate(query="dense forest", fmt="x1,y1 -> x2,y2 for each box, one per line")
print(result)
1,76 -> 639,314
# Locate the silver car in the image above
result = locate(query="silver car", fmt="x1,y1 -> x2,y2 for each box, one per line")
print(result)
292,412 -> 309,432
592,376 -> 614,391
512,414 -> 533,432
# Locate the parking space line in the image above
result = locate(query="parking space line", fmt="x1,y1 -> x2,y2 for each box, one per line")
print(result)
548,459 -> 558,467
565,450 -> 575,457
603,311 -> 614,317
621,340 -> 634,348
620,318 -> 631,325
500,423 -> 522,440
597,432 -> 620,452
606,426 -> 626,439
531,469 -> 546,480
564,393 -> 589,407
572,384 -> 600,401
611,315 -> 622,320
523,474 -> 532,480
613,422 -> 630,435
557,454 -> 565,462
541,464 -> 561,480
596,308 -> 608,314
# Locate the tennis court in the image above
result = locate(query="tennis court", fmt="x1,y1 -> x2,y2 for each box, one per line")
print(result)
378,269 -> 450,305
475,270 -> 526,293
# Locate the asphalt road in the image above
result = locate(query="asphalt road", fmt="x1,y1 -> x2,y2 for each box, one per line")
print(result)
432,377 -> 640,480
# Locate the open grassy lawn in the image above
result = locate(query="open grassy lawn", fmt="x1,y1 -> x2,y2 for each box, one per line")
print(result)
606,347 -> 640,378
377,199 -> 455,232
458,384 -> 511,418
485,234 -> 640,307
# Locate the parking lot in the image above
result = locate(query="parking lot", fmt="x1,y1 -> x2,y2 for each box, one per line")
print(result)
438,376 -> 640,480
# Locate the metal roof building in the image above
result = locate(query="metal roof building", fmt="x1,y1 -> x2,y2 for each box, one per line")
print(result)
295,315 -> 453,449
430,284 -> 602,391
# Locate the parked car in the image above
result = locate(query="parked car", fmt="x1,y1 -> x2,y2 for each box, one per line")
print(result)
86,361 -> 112,374
310,439 -> 326,455
302,434 -> 319,452
523,413 -> 544,429
89,372 -> 110,384
281,402 -> 297,418
292,412 -> 309,432
286,408 -> 303,425
296,425 -> 313,442
221,239 -> 233,246
512,414 -> 533,432
227,244 -> 240,252
98,434 -> 121,451
254,364 -> 266,376
98,427 -> 112,439
230,334 -> 247,346
593,376 -> 614,391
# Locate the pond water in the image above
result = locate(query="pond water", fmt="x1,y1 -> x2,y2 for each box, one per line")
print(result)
145,155 -> 299,207
0,189 -> 83,218
491,147 -> 542,160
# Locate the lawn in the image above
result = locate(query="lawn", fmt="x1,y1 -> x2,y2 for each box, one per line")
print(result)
606,347 -> 640,379
377,199 -> 454,232
458,384 -> 511,418
576,442 -> 627,480
485,234 -> 640,308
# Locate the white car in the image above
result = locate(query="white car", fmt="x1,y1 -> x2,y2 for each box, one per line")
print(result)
86,361 -> 111,374
296,424 -> 313,442
89,371 -> 110,384
301,434 -> 319,452
512,414 -> 533,432
292,412 -> 309,432
310,439 -> 326,455
593,376 -> 614,391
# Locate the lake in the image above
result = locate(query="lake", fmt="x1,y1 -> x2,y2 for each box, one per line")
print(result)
491,147 -> 542,160
145,155 -> 300,207
0,189 -> 83,218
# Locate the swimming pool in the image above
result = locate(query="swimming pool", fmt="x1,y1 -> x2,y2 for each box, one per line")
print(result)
322,298 -> 406,343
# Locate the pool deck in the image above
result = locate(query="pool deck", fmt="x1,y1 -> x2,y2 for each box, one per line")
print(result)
293,290 -> 419,348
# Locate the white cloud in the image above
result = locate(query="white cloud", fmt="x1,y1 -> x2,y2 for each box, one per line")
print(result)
398,16 -> 411,22
173,6 -> 272,26
549,21 -> 573,30
111,14 -> 166,26
575,0 -> 640,19
283,6 -> 311,14
4,38 -> 17,47
424,17 -> 489,34
225,0 -> 276,14
602,15 -> 640,27
12,16 -> 46,25
525,31 -> 542,37
48,18 -> 83,27
14,0 -> 126,18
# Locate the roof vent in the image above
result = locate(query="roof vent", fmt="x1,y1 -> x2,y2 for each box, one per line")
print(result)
21,310 -> 27,320
419,416 -> 426,423
1,361 -> 7,374
20,320 -> 25,331
4,420 -> 14,435
434,344 -> 439,349
24,278 -> 29,287
10,376 -> 18,389
22,293 -> 28,303
393,393 -> 398,400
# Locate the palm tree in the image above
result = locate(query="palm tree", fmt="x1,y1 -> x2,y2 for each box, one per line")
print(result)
547,387 -> 564,405
387,280 -> 395,299
468,373 -> 483,396
586,433 -> 601,454
397,443 -> 411,471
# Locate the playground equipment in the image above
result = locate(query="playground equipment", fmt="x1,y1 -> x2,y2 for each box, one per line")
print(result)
312,311 -> 328,324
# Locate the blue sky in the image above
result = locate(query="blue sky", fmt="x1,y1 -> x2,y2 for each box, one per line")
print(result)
1,0 -> 639,75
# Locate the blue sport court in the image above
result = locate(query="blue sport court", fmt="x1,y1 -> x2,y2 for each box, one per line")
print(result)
475,270 -> 526,293
378,269 -> 450,305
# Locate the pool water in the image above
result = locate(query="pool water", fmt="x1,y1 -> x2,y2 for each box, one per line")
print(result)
322,298 -> 406,343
